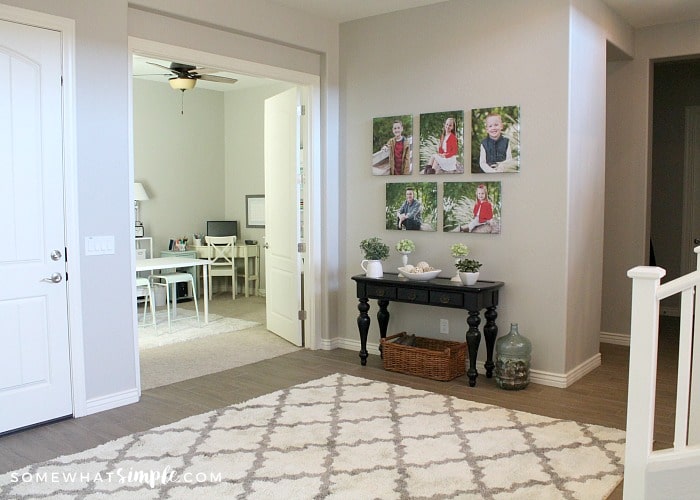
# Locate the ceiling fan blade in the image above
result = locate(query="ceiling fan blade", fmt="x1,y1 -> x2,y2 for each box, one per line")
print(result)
187,67 -> 219,75
198,74 -> 239,84
146,61 -> 174,72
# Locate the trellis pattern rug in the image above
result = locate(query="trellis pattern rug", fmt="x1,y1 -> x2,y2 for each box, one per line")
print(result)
0,374 -> 625,499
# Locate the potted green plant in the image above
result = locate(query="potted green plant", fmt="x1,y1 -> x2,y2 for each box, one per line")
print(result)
455,258 -> 482,285
360,237 -> 390,278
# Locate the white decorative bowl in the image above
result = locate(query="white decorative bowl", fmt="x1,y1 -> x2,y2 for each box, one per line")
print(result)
397,267 -> 442,281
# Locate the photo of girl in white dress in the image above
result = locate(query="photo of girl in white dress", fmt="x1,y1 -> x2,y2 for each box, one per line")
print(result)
419,110 -> 464,174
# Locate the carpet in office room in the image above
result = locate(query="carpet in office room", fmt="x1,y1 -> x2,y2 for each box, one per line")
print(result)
139,295 -> 300,390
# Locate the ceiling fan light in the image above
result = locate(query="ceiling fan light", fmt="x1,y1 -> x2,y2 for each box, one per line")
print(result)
169,77 -> 196,90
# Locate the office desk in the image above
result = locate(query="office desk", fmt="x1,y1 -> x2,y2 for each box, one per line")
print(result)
136,257 -> 210,323
352,273 -> 504,387
189,244 -> 260,297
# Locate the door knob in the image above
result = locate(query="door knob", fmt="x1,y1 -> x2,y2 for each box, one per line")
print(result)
264,243 -> 270,249
41,273 -> 63,283
51,249 -> 63,261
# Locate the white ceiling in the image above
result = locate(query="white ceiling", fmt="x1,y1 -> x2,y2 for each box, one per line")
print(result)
134,1 -> 700,92
602,0 -> 700,28
267,0 -> 449,23
269,0 -> 700,28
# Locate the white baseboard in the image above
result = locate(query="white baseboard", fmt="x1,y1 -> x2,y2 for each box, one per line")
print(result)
84,388 -> 139,416
327,336 -> 601,388
600,331 -> 631,346
329,336 -> 380,355
530,352 -> 601,388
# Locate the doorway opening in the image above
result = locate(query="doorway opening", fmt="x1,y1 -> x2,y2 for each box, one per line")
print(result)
129,39 -> 318,390
650,56 -> 700,317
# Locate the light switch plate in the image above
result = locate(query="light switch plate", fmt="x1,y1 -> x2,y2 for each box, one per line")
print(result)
85,235 -> 115,256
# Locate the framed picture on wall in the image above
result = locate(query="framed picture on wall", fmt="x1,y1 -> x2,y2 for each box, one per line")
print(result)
246,195 -> 265,228
443,182 -> 502,233
470,106 -> 520,173
372,115 -> 413,175
386,182 -> 437,231
419,110 -> 464,174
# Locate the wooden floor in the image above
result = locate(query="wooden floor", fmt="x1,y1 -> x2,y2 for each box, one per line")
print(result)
0,303 -> 680,499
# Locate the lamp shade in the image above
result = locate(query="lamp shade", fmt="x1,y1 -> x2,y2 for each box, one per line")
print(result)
134,182 -> 150,201
169,77 -> 196,90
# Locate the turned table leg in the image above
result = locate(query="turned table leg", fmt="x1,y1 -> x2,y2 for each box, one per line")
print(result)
377,299 -> 390,357
465,310 -> 481,387
357,298 -> 370,365
483,306 -> 499,378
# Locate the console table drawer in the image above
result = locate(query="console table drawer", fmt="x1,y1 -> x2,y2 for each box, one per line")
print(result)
397,288 -> 429,303
430,291 -> 463,307
366,284 -> 396,299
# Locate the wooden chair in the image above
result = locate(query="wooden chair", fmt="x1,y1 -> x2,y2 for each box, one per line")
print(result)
205,235 -> 236,300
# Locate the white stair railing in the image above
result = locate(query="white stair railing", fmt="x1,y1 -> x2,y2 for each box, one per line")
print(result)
624,247 -> 700,499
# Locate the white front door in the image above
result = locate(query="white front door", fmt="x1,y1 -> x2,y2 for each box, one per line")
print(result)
0,19 -> 72,433
264,87 -> 303,346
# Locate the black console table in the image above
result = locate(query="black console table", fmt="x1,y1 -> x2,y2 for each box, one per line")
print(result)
352,273 -> 504,387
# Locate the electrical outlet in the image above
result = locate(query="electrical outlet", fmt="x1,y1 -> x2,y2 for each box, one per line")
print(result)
440,319 -> 449,334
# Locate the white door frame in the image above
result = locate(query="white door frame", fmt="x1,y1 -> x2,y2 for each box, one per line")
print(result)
128,38 -> 323,376
0,4 -> 86,416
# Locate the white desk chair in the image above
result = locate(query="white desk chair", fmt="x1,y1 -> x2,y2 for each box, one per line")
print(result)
136,277 -> 156,328
149,272 -> 200,333
205,235 -> 236,300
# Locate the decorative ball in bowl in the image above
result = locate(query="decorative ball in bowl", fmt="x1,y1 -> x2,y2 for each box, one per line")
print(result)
397,266 -> 442,281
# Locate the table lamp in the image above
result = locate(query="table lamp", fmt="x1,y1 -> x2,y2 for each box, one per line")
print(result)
134,182 -> 150,237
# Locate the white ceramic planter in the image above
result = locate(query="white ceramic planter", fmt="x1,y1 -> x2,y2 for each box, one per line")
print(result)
459,271 -> 479,286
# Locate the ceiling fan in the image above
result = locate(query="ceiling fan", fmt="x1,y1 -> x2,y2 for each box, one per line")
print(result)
145,61 -> 239,91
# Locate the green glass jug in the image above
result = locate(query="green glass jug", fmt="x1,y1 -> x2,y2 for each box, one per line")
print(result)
495,323 -> 531,390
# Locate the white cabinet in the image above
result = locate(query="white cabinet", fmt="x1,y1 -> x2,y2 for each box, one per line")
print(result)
135,236 -> 153,259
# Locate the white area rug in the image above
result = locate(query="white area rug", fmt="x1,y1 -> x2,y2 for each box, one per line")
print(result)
138,309 -> 299,390
0,374 -> 625,499
138,310 -> 260,350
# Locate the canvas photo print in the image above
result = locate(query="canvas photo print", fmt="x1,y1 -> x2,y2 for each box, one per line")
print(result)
386,182 -> 438,231
470,106 -> 520,173
372,115 -> 413,175
443,181 -> 502,233
419,110 -> 464,174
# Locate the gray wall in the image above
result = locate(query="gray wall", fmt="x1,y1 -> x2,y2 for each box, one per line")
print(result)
338,0 -> 628,378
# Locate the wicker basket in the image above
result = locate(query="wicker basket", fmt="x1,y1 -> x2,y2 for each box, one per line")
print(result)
381,332 -> 467,381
